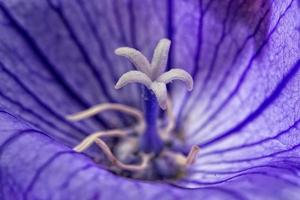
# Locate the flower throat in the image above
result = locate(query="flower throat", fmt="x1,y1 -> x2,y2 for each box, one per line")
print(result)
67,38 -> 199,180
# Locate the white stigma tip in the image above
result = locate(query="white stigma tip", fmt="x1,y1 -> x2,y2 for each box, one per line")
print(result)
151,38 -> 171,79
115,38 -> 194,110
115,71 -> 152,90
114,47 -> 151,75
157,69 -> 194,91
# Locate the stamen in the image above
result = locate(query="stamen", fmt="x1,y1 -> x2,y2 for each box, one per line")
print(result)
185,145 -> 200,165
73,130 -> 127,152
94,138 -> 152,171
66,103 -> 145,133
162,145 -> 200,168
67,103 -> 143,122
73,129 -> 151,172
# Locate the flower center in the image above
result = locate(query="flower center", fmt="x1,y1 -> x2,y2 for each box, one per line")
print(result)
67,38 -> 199,180
68,100 -> 199,180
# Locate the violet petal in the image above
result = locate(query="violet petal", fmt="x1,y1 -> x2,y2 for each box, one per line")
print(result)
0,0 -> 299,199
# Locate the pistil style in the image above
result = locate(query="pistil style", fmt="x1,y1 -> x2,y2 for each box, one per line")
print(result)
140,88 -> 163,154
115,38 -> 193,154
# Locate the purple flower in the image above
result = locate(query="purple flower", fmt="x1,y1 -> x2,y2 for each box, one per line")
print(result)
0,0 -> 299,199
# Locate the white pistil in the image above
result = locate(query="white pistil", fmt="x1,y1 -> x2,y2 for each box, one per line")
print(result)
115,38 -> 194,110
